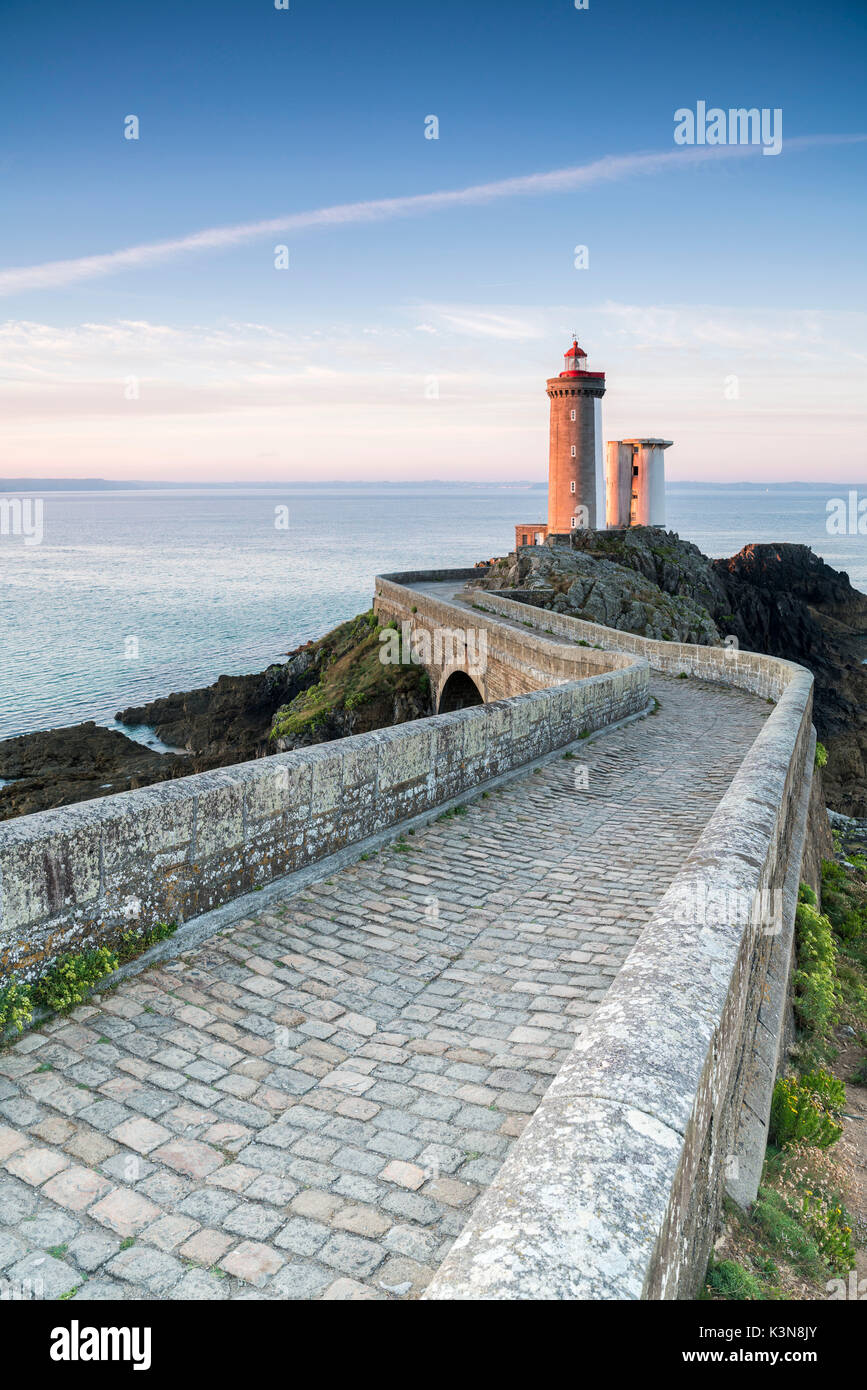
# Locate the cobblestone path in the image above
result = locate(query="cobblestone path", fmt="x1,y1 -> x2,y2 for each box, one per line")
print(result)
0,675 -> 769,1301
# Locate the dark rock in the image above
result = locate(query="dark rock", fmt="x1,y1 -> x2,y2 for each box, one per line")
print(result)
475,536 -> 720,644
117,647 -> 320,766
711,544 -> 867,816
0,723 -> 183,819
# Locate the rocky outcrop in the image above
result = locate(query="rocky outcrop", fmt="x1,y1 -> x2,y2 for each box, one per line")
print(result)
0,724 -> 183,819
117,648 -> 320,766
476,542 -> 720,645
478,528 -> 867,816
711,544 -> 867,817
268,612 -> 432,748
269,687 -> 432,750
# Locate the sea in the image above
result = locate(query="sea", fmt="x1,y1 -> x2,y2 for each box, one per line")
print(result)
0,484 -> 864,743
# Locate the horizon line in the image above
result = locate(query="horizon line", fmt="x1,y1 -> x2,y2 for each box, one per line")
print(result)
1,478 -> 864,491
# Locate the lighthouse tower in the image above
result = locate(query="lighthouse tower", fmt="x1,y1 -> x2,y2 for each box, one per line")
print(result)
513,338 -> 672,551
547,337 -> 606,534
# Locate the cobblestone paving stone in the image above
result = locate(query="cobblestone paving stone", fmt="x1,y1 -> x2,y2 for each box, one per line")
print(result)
0,674 -> 770,1301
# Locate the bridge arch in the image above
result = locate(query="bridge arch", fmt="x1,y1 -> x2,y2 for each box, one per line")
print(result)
437,668 -> 484,713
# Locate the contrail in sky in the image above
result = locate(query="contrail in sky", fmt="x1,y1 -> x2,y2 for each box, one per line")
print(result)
0,135 -> 863,297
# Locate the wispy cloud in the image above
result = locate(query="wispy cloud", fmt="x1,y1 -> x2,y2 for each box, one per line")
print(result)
593,300 -> 867,362
430,309 -> 544,340
2,135 -> 863,297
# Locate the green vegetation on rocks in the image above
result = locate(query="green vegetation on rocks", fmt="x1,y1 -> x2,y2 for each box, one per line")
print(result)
706,1141 -> 856,1299
2,919 -> 182,1039
270,611 -> 432,744
820,856 -> 867,944
2,945 -> 120,1038
32,948 -> 118,1013
793,893 -> 840,1048
769,1071 -> 844,1149
117,920 -> 178,964
0,979 -> 33,1034
706,856 -> 867,1300
704,1257 -> 768,1300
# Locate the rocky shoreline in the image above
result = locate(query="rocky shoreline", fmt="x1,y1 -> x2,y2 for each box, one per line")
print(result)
2,534 -> 865,822
0,613 -> 432,821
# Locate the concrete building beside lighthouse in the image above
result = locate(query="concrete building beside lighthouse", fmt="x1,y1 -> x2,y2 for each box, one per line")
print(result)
514,338 -> 673,549
605,438 -> 673,528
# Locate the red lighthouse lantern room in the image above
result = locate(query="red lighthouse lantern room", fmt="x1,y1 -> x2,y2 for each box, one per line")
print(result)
560,339 -> 588,377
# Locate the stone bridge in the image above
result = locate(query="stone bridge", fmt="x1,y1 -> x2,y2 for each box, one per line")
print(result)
374,568 -> 633,713
0,569 -> 827,1301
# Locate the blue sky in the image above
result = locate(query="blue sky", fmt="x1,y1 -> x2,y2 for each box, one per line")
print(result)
1,0 -> 865,481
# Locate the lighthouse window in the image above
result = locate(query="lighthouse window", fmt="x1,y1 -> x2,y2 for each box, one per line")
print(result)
570,445 -> 577,458
633,465 -> 639,476
570,409 -> 576,421
570,481 -> 576,493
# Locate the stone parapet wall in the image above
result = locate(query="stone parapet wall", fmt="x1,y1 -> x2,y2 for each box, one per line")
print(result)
425,585 -> 816,1300
0,582 -> 649,985
467,586 -> 796,699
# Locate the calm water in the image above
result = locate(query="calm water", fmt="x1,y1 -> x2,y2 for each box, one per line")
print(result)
0,484 -> 864,740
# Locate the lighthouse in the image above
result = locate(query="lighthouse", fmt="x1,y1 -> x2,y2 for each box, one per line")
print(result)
511,338 -> 672,551
546,337 -> 606,534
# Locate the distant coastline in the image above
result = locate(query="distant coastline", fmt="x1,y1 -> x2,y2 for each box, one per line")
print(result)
0,478 -> 863,493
